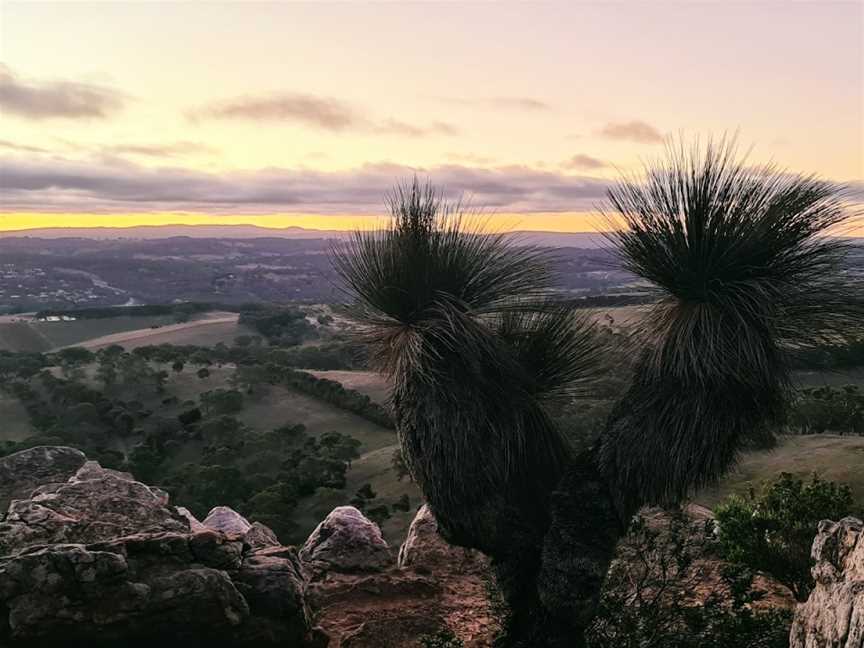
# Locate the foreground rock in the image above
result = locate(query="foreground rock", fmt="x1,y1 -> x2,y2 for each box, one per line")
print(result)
0,445 -> 809,647
0,458 -> 189,552
0,447 -> 503,647
0,447 -> 309,646
790,516 -> 864,648
305,504 -> 501,647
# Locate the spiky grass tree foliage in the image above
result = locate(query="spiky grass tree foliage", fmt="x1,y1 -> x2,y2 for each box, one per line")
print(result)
332,179 -> 604,559
600,138 -> 863,517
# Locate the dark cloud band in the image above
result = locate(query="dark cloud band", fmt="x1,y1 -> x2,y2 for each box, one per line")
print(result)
0,157 -> 611,214
190,92 -> 458,137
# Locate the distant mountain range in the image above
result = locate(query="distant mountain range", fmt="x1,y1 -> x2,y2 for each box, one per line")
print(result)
0,224 -> 611,248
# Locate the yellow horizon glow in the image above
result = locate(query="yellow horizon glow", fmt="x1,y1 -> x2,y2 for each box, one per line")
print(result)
0,211 -> 609,233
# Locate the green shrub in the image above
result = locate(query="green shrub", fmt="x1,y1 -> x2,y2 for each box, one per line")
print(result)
419,630 -> 463,648
715,472 -> 857,600
587,512 -> 792,648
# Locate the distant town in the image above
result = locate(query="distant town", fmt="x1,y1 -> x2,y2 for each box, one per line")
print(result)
0,234 -> 653,312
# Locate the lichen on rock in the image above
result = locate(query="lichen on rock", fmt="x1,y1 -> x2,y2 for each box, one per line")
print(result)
790,516 -> 864,648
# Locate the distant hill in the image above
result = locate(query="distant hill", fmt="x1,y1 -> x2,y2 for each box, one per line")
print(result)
0,224 -> 612,247
0,224 -> 346,240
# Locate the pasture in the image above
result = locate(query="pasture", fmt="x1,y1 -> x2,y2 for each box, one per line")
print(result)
698,434 -> 864,508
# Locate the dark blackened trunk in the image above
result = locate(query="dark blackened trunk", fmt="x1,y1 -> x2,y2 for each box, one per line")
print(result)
435,445 -> 625,648
533,447 -> 626,646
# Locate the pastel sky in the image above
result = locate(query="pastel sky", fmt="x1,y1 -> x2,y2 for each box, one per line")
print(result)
0,1 -> 862,232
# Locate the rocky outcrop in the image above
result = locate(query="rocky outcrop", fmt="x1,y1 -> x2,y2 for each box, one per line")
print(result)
0,445 -> 807,647
790,517 -> 864,648
0,532 -> 309,645
0,447 -> 503,648
0,458 -> 190,552
0,447 -> 309,647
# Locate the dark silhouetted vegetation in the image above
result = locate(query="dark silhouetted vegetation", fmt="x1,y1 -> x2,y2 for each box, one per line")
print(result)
716,473 -> 858,600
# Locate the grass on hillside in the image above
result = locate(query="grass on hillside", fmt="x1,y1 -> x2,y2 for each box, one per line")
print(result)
793,367 -> 864,388
289,444 -> 422,545
0,322 -> 53,352
697,434 -> 864,509
164,367 -> 394,450
0,312 -> 249,352
306,370 -> 391,404
114,364 -> 405,542
34,315 -> 181,348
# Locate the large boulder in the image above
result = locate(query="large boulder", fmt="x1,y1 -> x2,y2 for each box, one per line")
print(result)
0,447 -> 309,647
299,506 -> 391,575
398,504 -> 488,575
790,516 -> 864,648
201,506 -> 280,550
204,506 -> 253,536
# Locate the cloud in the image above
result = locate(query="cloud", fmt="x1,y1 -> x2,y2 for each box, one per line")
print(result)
598,120 -> 664,144
192,92 -> 360,130
191,92 -> 458,137
0,64 -> 126,119
0,156 -> 611,215
445,152 -> 495,165
104,141 -> 216,158
563,154 -> 607,170
0,139 -> 51,154
440,96 -> 551,111
376,119 -> 459,137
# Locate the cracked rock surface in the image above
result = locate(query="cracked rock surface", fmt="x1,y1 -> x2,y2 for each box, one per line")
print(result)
790,517 -> 864,648
0,446 -> 309,646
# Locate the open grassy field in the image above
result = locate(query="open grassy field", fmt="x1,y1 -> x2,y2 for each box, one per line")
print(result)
64,312 -> 249,350
0,311 -> 248,352
36,315 -> 181,348
306,370 -> 390,404
162,366 -> 394,450
698,434 -> 864,508
583,304 -> 649,330
0,322 -> 53,352
793,367 -> 864,388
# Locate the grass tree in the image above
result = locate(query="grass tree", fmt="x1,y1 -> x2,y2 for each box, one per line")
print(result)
599,138 -> 863,519
332,180 -> 606,641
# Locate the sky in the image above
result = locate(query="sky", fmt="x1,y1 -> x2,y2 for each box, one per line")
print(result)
0,0 -> 862,233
